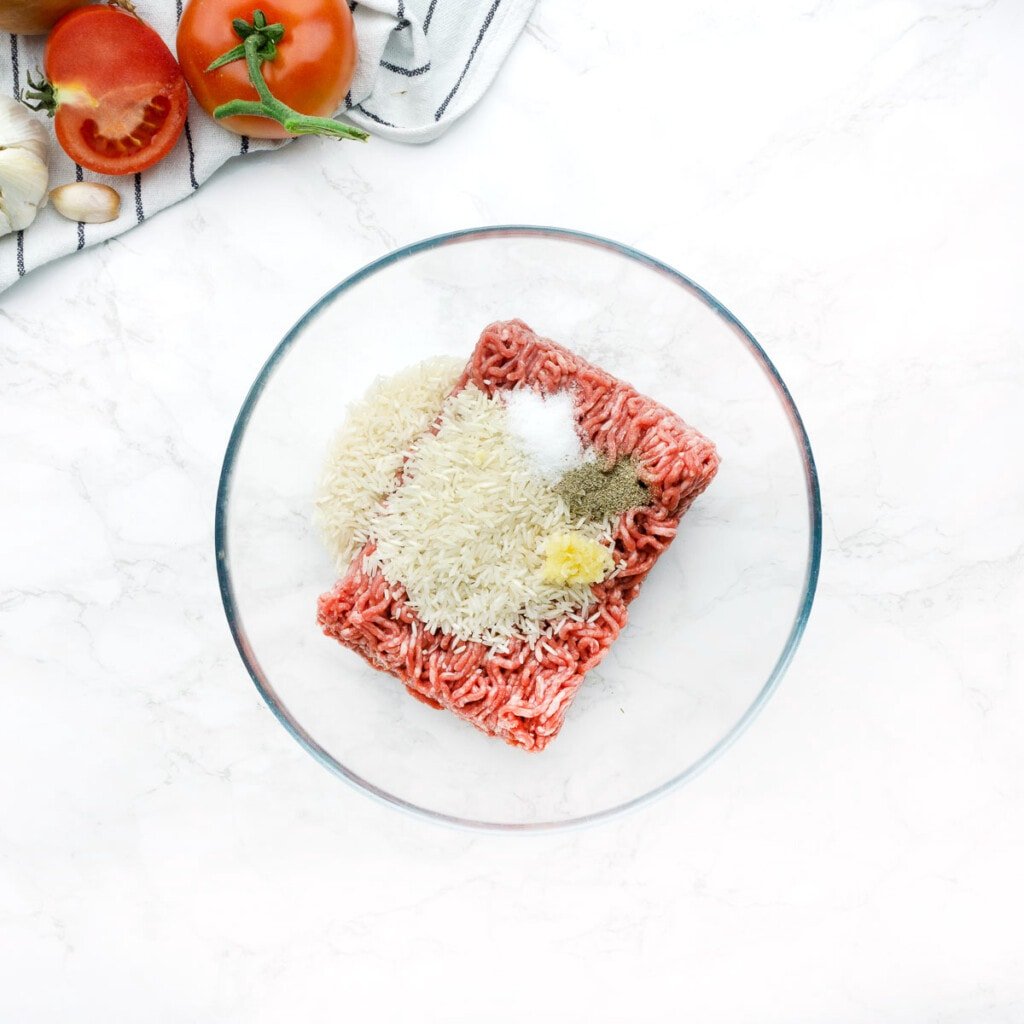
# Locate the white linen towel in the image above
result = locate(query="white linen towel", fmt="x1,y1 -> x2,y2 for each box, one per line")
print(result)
0,0 -> 535,293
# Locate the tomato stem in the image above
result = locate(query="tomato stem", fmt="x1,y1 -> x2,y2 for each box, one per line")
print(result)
22,67 -> 57,117
206,11 -> 368,142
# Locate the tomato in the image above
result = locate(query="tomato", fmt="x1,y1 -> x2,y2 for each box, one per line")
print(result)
176,0 -> 356,139
36,6 -> 187,175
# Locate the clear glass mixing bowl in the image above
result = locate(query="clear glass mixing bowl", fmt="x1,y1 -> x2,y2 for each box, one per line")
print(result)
216,226 -> 821,830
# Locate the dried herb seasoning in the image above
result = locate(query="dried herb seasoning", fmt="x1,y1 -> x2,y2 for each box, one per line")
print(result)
555,457 -> 650,521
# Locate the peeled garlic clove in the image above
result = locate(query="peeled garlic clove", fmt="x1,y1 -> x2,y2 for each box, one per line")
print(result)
49,182 -> 121,224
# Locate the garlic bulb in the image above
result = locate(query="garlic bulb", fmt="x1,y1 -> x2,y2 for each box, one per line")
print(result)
50,182 -> 121,224
0,96 -> 49,238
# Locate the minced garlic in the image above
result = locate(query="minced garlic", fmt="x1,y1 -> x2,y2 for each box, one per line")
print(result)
541,533 -> 614,586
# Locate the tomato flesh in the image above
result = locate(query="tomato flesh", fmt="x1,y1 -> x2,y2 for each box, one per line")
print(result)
46,6 -> 187,175
80,95 -> 172,158
177,0 -> 356,139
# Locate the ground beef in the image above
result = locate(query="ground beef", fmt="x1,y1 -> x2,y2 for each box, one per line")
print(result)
317,319 -> 719,751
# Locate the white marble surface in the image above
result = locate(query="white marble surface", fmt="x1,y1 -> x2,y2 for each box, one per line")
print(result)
1,0 -> 1022,1019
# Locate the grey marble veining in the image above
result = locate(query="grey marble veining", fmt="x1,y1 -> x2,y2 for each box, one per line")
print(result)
1,0 -> 1022,1019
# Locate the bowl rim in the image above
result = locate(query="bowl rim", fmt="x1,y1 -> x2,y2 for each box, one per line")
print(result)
215,224 -> 823,832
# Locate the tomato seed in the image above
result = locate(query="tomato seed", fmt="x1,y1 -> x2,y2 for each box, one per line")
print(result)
79,94 -> 172,157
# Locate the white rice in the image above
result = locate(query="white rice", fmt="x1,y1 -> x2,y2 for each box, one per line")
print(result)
314,356 -> 464,569
366,384 -> 610,649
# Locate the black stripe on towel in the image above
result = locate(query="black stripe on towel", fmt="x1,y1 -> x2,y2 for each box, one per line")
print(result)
133,173 -> 145,223
10,35 -> 25,277
184,121 -> 198,189
381,59 -> 431,77
435,0 -> 500,121
9,32 -> 19,94
75,165 -> 85,250
423,0 -> 438,33
240,135 -> 250,155
355,104 -> 395,128
395,0 -> 409,29
175,0 -> 198,188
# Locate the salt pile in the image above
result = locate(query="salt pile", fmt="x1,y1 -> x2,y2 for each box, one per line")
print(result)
503,387 -> 591,481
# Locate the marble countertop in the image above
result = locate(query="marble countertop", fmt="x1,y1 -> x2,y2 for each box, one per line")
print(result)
2,0 -> 1021,1019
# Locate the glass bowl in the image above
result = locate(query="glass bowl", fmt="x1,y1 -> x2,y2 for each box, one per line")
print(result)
216,226 -> 821,831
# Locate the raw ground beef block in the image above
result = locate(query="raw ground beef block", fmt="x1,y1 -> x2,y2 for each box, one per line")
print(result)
318,320 -> 719,751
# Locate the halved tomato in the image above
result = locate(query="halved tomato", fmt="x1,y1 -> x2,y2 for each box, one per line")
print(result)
29,5 -> 187,175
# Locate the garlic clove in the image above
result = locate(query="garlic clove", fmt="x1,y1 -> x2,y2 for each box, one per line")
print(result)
0,94 -> 48,161
0,146 -> 50,231
0,110 -> 48,163
0,96 -> 49,237
49,182 -> 121,224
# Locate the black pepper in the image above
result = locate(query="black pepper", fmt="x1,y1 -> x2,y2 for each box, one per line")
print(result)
555,458 -> 651,521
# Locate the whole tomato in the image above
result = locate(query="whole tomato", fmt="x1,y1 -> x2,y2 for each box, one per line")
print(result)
176,0 -> 359,140
25,5 -> 188,175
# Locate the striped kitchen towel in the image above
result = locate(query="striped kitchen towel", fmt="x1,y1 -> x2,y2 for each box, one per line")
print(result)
0,0 -> 535,293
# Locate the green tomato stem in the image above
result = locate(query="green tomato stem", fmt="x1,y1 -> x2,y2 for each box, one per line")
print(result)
22,67 -> 57,117
207,15 -> 368,143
